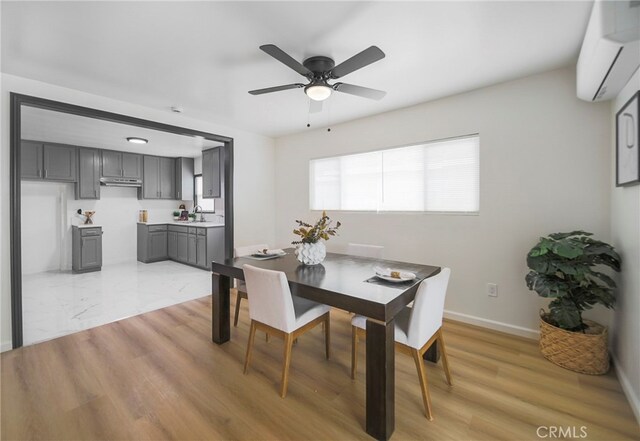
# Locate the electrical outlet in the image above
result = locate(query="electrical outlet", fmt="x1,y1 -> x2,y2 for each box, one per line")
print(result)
487,283 -> 498,297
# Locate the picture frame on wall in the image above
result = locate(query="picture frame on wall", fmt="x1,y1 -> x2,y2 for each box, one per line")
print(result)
616,90 -> 640,187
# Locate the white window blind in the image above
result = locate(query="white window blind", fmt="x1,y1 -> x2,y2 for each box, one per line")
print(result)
309,135 -> 479,213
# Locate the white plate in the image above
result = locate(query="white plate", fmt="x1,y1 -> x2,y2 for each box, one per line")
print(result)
376,271 -> 416,283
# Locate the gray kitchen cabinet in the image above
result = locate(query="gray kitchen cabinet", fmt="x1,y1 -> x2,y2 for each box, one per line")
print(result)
72,226 -> 102,273
102,150 -> 142,179
21,141 -> 43,179
142,155 -> 176,199
76,148 -> 100,199
160,157 -> 176,199
21,141 -> 77,182
44,144 -> 77,181
139,223 -> 223,270
177,232 -> 188,262
137,224 -> 168,263
122,153 -> 143,178
202,147 -> 221,199
187,232 -> 197,265
175,157 -> 194,201
142,156 -> 160,199
168,231 -> 178,260
196,234 -> 207,268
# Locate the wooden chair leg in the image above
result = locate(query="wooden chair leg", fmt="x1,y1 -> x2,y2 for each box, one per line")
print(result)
281,333 -> 294,398
350,326 -> 358,380
412,348 -> 434,421
244,320 -> 257,374
233,291 -> 243,327
438,329 -> 453,386
324,313 -> 331,360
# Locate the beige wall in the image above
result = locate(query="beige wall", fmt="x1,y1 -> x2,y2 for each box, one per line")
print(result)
610,68 -> 640,422
0,73 -> 277,350
274,67 -> 612,338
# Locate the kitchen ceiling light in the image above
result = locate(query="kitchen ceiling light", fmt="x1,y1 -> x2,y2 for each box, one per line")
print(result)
305,82 -> 332,101
127,137 -> 148,144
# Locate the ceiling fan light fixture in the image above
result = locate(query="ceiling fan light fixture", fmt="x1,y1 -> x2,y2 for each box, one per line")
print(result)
305,83 -> 332,101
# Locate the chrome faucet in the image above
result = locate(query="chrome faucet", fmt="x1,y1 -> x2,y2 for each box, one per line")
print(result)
193,205 -> 205,222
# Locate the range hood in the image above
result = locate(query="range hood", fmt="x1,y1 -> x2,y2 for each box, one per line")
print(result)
99,177 -> 143,187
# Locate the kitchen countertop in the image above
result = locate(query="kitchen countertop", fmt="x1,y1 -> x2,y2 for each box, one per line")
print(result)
74,224 -> 102,228
138,221 -> 225,228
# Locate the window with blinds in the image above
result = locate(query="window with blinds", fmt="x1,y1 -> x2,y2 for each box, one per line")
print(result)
309,135 -> 479,213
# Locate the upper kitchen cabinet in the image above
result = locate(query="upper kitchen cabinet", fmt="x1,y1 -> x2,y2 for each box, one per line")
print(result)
76,148 -> 101,200
202,147 -> 221,199
21,140 -> 77,182
102,150 -> 142,179
175,157 -> 194,201
141,155 -> 176,199
21,141 -> 43,179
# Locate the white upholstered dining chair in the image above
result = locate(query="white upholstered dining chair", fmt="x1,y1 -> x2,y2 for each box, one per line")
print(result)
242,264 -> 331,398
233,243 -> 269,327
351,267 -> 452,420
347,243 -> 384,259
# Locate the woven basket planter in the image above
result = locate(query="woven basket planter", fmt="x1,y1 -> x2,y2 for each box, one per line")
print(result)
539,316 -> 609,375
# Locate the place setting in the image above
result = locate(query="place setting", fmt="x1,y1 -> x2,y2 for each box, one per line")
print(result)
364,266 -> 420,288
244,248 -> 287,260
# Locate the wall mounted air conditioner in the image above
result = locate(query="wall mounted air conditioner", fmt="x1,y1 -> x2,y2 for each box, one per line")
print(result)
577,0 -> 640,102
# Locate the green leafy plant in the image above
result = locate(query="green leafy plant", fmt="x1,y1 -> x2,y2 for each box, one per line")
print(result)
173,211 -> 180,217
188,213 -> 196,220
525,231 -> 621,332
292,211 -> 341,244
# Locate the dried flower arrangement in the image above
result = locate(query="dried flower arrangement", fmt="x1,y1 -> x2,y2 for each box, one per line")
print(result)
292,211 -> 341,244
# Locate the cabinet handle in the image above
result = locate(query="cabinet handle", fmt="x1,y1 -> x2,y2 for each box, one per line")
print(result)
121,168 -> 124,177
157,191 -> 160,197
44,169 -> 48,178
177,191 -> 180,199
94,189 -> 97,197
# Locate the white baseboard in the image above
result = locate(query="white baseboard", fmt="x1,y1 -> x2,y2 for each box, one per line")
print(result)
611,353 -> 640,425
444,309 -> 539,340
1,341 -> 13,353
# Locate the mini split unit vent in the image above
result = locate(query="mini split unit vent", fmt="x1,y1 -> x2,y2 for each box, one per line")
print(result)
577,0 -> 640,102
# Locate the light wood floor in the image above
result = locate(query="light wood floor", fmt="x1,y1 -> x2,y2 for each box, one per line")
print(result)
2,293 -> 639,441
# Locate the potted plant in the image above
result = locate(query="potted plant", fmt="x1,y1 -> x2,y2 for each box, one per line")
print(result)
292,211 -> 341,265
188,213 -> 196,222
173,210 -> 181,221
525,231 -> 621,374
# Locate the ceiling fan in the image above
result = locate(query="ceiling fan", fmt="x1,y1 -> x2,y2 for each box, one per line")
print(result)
248,44 -> 387,107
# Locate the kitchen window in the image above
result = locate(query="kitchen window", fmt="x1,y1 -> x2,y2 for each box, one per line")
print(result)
194,175 -> 215,212
309,135 -> 479,213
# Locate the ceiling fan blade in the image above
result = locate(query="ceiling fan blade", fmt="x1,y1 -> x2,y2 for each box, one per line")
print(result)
333,83 -> 386,100
330,46 -> 385,79
260,44 -> 311,77
248,83 -> 305,95
309,99 -> 323,114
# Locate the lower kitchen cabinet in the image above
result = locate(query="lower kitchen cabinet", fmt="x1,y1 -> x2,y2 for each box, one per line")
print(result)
168,231 -> 178,260
137,224 -> 168,263
139,223 -> 224,270
72,226 -> 102,273
187,233 -> 197,265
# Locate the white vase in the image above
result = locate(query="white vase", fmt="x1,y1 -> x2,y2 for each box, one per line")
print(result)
295,242 -> 326,265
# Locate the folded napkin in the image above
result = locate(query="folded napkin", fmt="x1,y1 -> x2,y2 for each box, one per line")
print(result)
374,266 -> 393,277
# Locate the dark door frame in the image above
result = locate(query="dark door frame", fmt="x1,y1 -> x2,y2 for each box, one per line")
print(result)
9,92 -> 235,348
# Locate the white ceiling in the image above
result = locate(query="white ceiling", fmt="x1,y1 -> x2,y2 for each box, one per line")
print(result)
21,106 -> 223,158
2,1 -> 593,138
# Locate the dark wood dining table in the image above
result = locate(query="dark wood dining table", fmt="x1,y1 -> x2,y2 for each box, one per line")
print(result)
211,248 -> 441,441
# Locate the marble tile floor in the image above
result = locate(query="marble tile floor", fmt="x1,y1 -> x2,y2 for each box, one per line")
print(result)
22,260 -> 211,346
